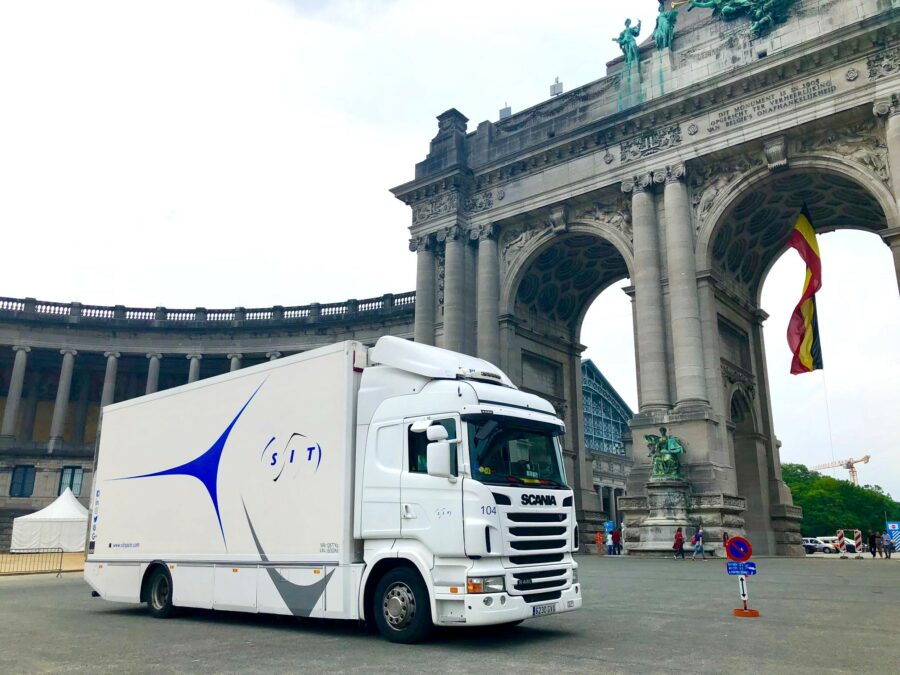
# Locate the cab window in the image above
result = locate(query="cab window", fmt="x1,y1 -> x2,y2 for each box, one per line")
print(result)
407,418 -> 458,475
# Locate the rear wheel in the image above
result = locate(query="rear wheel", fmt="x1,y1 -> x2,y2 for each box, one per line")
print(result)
146,566 -> 174,619
372,567 -> 433,644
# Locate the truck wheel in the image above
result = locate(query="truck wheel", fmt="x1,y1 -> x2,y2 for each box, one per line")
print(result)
146,567 -> 174,619
373,568 -> 433,643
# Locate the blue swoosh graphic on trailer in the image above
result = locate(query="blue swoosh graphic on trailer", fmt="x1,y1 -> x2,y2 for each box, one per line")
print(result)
117,380 -> 265,546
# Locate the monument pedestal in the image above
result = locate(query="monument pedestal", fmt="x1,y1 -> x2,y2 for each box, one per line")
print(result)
622,479 -> 691,556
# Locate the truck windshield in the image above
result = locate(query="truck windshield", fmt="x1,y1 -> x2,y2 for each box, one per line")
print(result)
464,414 -> 567,489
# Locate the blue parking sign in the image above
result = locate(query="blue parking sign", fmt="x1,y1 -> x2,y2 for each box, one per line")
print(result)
726,561 -> 758,576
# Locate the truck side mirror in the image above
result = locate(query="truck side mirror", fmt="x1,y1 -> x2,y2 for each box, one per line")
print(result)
426,425 -> 448,442
426,441 -> 453,478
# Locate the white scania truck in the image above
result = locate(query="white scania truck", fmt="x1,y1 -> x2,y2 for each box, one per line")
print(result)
85,337 -> 581,642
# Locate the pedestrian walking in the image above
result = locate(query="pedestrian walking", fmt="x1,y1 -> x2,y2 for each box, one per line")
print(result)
594,530 -> 603,556
876,532 -> 885,558
612,527 -> 622,555
692,527 -> 706,560
868,531 -> 878,558
606,531 -> 614,556
673,527 -> 685,559
882,531 -> 894,559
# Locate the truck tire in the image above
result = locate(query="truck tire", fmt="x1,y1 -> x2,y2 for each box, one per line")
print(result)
372,567 -> 433,643
146,566 -> 175,619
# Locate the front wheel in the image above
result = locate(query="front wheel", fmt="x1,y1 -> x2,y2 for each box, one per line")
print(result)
372,568 -> 433,644
146,566 -> 175,619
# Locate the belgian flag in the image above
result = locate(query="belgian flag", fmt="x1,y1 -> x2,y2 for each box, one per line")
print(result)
786,206 -> 824,374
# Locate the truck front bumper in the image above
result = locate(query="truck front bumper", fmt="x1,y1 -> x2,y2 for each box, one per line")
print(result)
443,582 -> 581,627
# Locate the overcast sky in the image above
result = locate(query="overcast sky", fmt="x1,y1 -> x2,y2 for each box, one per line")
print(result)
1,1 -> 898,502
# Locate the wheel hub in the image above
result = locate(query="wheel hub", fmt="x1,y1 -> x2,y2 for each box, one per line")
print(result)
382,582 -> 416,629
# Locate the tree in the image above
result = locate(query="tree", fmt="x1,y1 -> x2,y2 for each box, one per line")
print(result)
781,463 -> 900,536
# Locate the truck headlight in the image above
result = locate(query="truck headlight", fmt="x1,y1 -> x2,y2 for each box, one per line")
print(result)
467,576 -> 506,594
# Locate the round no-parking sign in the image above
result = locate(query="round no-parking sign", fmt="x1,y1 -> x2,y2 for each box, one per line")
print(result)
726,536 -> 753,562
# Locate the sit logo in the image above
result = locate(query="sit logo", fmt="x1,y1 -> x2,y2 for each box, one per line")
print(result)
261,432 -> 323,482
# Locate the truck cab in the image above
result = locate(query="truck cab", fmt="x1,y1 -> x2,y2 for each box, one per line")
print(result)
355,337 -> 581,641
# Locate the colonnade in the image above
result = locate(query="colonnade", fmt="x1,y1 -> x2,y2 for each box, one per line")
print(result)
412,223 -> 500,365
623,162 -> 710,413
0,346 -> 284,450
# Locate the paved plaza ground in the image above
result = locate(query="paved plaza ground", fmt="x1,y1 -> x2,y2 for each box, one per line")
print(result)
1,555 -> 897,674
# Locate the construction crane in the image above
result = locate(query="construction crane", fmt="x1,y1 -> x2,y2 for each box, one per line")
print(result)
810,455 -> 871,486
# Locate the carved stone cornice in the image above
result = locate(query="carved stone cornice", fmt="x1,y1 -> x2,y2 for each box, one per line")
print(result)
412,190 -> 463,225
873,94 -> 900,119
690,151 -> 765,225
576,196 -> 633,240
763,136 -> 788,171
796,118 -> 889,183
867,46 -> 900,82
469,223 -> 499,242
463,188 -> 505,214
408,234 -> 435,253
436,225 -> 463,242
621,172 -> 654,194
547,205 -> 570,233
721,360 -> 756,400
666,163 -> 686,183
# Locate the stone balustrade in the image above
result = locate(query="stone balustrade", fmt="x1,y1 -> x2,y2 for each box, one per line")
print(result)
0,292 -> 415,327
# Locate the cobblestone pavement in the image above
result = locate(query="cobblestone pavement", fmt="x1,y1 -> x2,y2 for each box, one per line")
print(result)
1,555 -> 897,674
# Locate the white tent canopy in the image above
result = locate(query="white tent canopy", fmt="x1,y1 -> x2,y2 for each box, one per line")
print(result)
11,488 -> 89,552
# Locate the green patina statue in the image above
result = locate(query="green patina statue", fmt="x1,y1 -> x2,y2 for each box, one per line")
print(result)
653,0 -> 679,50
645,427 -> 686,480
612,18 -> 642,68
686,0 -> 796,37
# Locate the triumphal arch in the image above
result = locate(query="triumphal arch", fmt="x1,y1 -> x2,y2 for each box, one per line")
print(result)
392,0 -> 900,555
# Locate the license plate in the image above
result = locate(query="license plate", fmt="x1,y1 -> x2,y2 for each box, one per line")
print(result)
532,603 -> 557,617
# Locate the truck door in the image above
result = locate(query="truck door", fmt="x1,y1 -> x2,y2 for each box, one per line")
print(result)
400,416 -> 464,557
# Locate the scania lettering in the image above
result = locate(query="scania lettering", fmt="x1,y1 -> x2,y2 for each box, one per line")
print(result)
521,494 -> 558,506
85,338 -> 581,642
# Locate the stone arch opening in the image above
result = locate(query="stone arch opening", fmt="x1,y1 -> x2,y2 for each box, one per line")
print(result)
699,162 -> 896,556
501,226 -> 633,529
703,166 -> 890,303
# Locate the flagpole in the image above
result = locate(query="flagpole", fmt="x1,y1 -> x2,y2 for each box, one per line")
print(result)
820,370 -> 838,472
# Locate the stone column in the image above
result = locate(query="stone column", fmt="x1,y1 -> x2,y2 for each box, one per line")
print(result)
662,164 -> 708,407
266,351 -> 282,361
228,353 -> 243,372
441,226 -> 465,353
889,236 -> 900,294
21,380 -> 38,442
623,174 -> 671,410
873,98 -> 900,294
463,235 -> 477,356
411,236 -> 436,346
72,373 -> 91,443
48,348 -> 77,450
101,352 -> 120,407
145,353 -> 162,394
1,345 -> 30,438
475,224 -> 500,365
187,354 -> 202,383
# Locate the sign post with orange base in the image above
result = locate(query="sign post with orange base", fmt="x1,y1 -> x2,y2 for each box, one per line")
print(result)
725,536 -> 760,618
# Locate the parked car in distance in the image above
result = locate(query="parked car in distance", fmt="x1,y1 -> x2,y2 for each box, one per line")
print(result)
802,537 -> 838,554
819,536 -> 857,553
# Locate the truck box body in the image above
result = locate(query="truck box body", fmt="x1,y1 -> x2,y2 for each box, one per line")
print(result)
86,342 -> 364,618
85,337 -> 581,639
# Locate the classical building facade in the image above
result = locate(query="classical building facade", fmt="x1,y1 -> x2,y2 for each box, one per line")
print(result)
392,0 -> 900,555
0,293 -> 415,548
0,291 -> 636,549
582,359 -> 634,526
